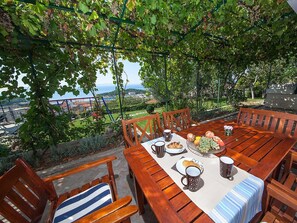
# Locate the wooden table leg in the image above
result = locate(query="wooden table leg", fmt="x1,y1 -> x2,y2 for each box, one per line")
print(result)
134,177 -> 145,215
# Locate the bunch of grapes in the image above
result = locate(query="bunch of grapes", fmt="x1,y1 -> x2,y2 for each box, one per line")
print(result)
210,140 -> 220,150
198,137 -> 212,153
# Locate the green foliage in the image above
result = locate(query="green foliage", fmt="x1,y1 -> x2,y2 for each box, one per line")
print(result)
0,0 -> 297,160
227,89 -> 246,108
79,117 -> 105,137
106,118 -> 123,136
79,135 -> 109,152
100,88 -> 146,97
146,105 -> 155,114
19,102 -> 71,155
0,43 -> 109,156
139,55 -> 196,109
49,134 -> 109,162
0,144 -> 9,157
236,57 -> 297,98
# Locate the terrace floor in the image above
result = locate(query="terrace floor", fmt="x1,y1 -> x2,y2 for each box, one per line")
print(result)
37,145 -> 158,223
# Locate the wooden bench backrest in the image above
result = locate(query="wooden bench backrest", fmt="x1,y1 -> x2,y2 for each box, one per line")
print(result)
121,113 -> 163,148
0,159 -> 55,223
162,108 -> 192,131
237,108 -> 297,139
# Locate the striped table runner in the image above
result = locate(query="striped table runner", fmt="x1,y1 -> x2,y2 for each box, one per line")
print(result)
208,175 -> 264,223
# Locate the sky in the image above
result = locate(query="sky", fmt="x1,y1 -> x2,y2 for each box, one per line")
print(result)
0,60 -> 142,95
96,61 -> 142,85
7,60 -> 142,88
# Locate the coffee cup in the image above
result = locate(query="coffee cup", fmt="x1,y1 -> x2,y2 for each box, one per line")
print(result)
151,141 -> 165,158
163,129 -> 172,142
220,156 -> 234,180
181,166 -> 203,192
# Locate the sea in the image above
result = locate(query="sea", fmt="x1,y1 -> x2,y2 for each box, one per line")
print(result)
50,84 -> 145,100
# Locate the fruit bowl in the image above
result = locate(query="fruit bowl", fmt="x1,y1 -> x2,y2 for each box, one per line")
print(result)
186,131 -> 226,157
186,140 -> 225,157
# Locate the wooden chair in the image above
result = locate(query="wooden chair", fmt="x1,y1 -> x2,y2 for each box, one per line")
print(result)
263,150 -> 297,222
279,150 -> 297,186
262,180 -> 297,222
121,113 -> 163,148
162,108 -> 198,132
0,157 -> 138,223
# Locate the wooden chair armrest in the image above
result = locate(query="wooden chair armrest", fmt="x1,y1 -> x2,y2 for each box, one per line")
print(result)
94,205 -> 138,223
74,196 -> 136,223
43,156 -> 117,182
266,181 -> 297,211
269,179 -> 297,198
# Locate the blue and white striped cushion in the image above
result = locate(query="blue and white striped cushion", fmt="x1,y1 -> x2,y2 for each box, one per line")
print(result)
53,183 -> 113,223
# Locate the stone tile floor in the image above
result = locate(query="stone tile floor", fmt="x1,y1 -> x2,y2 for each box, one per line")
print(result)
37,146 -> 158,223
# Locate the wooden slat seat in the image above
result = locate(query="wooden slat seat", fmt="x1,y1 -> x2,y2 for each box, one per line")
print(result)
162,108 -> 198,132
237,108 -> 297,174
0,157 -> 138,223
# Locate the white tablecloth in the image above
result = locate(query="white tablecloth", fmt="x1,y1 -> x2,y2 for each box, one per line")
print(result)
141,133 -> 264,223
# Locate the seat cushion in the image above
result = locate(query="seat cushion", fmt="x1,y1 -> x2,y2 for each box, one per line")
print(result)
53,183 -> 113,223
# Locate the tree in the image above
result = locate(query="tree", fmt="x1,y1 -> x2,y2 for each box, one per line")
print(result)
0,0 -> 297,156
237,57 -> 297,98
139,55 -> 197,110
1,44 -> 109,156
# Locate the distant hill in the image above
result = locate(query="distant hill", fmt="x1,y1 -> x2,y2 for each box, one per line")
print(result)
100,88 -> 146,97
1,98 -> 29,106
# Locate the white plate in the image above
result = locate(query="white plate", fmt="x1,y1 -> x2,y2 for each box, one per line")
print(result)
176,157 -> 204,175
166,142 -> 185,154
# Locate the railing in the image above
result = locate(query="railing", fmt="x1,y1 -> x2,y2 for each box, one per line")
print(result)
49,96 -> 115,122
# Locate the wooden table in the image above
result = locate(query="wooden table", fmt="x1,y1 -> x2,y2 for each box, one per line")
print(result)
123,120 -> 297,223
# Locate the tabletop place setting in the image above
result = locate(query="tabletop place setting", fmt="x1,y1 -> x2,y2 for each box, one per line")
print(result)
123,108 -> 297,223
149,128 -> 237,194
139,125 -> 265,223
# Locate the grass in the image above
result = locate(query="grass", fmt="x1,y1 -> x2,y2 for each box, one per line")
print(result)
71,107 -> 165,128
71,98 -> 264,128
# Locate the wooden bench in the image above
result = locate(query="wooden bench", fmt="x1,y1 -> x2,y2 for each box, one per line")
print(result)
237,108 -> 297,178
237,108 -> 297,139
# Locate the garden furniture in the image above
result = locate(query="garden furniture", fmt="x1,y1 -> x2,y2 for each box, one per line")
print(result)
262,180 -> 297,222
0,156 -> 138,223
237,107 -> 297,177
124,118 -> 297,222
162,107 -> 198,132
121,113 -> 163,148
237,107 -> 297,139
121,113 -> 163,178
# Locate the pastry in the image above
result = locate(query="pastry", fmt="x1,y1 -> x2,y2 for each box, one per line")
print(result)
167,142 -> 183,149
182,160 -> 200,168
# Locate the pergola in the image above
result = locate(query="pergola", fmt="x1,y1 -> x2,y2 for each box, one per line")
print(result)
1,0 -> 297,117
